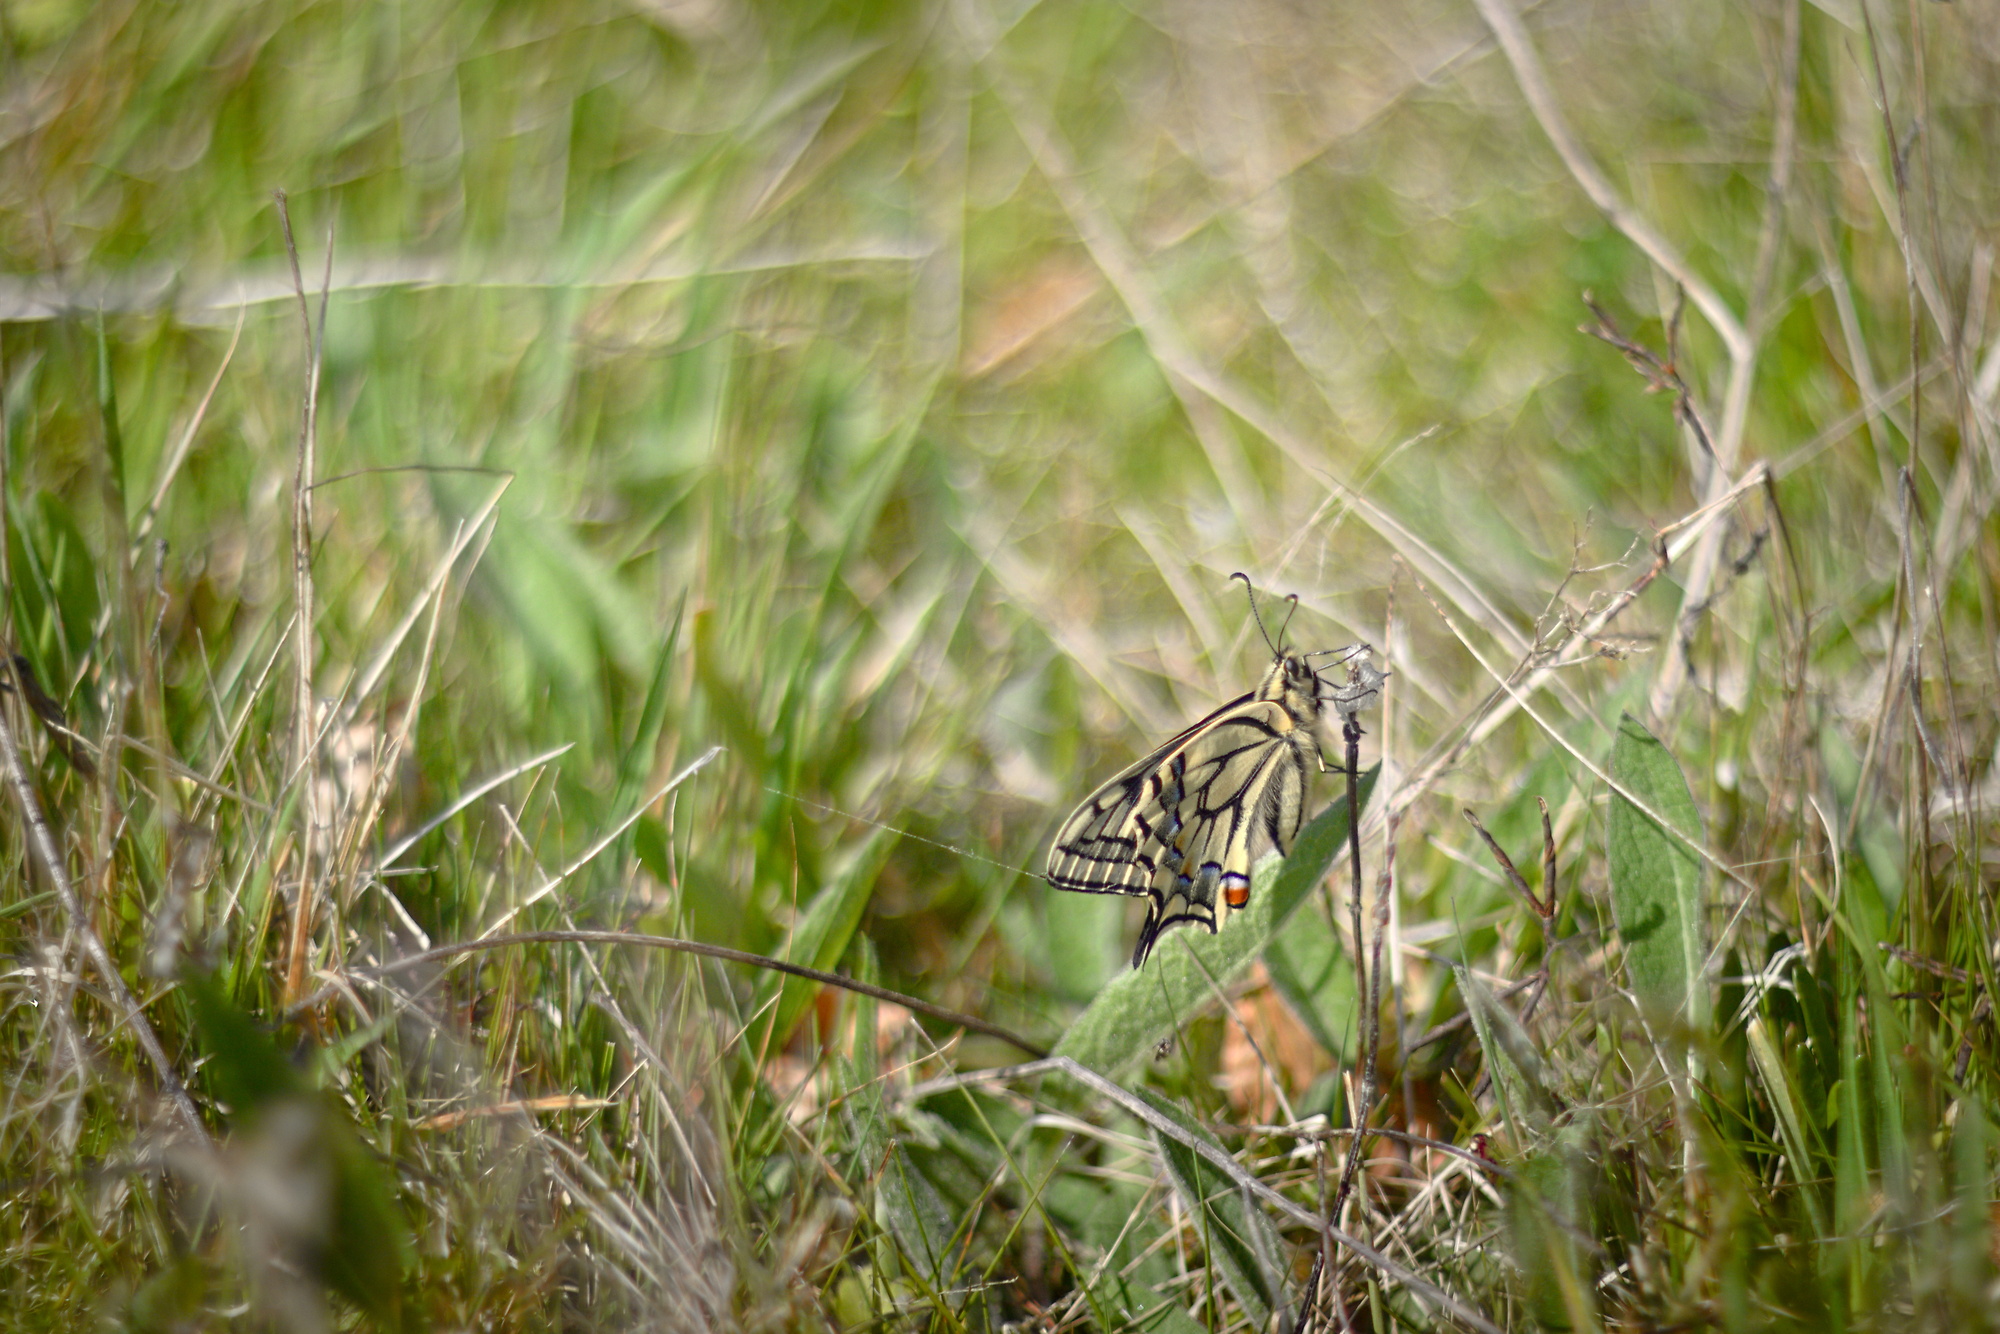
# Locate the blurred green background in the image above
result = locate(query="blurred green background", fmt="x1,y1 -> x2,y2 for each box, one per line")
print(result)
2,0 -> 1996,1326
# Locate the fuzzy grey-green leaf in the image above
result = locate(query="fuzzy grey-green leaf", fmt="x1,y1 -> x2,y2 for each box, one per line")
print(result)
1606,712 -> 1708,1036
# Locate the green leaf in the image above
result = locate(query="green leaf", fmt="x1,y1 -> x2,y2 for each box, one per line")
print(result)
1053,768 -> 1376,1075
1456,964 -> 1555,1139
1951,1098 -> 1991,1305
1506,1122 -> 1601,1332
323,1124 -> 419,1332
182,975 -> 417,1330
1606,713 -> 1708,1036
1263,901 -> 1358,1063
748,827 -> 895,1055
633,814 -> 674,885
125,1257 -> 207,1334
1040,1173 -> 1206,1334
182,972 -> 305,1114
1140,1088 -> 1284,1330
875,1140 -> 960,1294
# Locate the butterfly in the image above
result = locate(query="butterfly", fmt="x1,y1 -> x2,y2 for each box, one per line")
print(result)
1045,577 -> 1383,968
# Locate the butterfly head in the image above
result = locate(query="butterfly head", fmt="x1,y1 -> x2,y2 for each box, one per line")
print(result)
1256,648 -> 1326,724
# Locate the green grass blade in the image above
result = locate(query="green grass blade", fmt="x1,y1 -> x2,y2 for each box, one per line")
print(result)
1140,1087 -> 1283,1330
95,311 -> 128,517
611,596 -> 686,817
748,826 -> 896,1054
1457,963 -> 1556,1140
1746,1014 -> 1829,1237
7,490 -> 105,690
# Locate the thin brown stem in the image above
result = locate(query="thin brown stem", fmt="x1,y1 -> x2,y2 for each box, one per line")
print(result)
1329,711 -> 1373,1233
1462,807 -> 1553,920
276,193 -> 329,1007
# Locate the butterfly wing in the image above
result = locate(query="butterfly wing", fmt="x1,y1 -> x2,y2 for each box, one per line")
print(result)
1046,696 -> 1314,967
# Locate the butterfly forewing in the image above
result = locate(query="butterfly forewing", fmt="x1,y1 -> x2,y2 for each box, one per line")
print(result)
1044,695 -> 1249,896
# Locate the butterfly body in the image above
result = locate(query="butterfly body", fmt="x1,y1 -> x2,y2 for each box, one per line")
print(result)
1045,647 -> 1333,968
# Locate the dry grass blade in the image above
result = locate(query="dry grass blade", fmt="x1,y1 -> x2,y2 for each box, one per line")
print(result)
276,192 -> 330,1007
134,303 -> 245,542
411,1094 -> 615,1131
0,693 -> 205,1140
477,746 -> 724,938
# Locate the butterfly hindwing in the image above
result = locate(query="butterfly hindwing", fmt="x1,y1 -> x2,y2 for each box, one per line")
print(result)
1047,689 -> 1318,967
1127,705 -> 1312,966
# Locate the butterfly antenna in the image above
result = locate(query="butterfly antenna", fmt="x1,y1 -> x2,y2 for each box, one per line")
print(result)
1231,572 -> 1282,655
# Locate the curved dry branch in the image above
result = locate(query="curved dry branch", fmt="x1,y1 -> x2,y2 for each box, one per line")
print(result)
299,927 -> 1048,1058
